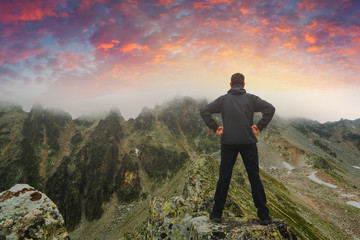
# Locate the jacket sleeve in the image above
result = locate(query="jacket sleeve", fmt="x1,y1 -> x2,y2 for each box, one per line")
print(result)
253,96 -> 275,131
200,96 -> 223,132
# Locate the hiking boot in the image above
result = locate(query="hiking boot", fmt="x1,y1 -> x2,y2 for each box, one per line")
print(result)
259,217 -> 272,226
210,212 -> 222,223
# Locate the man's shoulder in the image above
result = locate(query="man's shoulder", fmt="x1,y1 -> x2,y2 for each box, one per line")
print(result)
243,92 -> 262,102
243,92 -> 259,97
226,92 -> 259,99
214,94 -> 227,101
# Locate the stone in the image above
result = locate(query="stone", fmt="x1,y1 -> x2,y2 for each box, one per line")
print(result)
0,184 -> 70,240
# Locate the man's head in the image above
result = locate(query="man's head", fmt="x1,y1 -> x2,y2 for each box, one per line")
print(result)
231,73 -> 245,87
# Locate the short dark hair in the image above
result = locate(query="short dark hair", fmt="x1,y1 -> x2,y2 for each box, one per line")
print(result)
231,73 -> 245,85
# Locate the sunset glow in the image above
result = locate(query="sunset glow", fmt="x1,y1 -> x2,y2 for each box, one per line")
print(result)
0,0 -> 359,122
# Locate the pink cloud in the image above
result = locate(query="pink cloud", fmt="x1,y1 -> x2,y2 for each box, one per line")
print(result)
193,0 -> 233,9
0,0 -> 359,103
298,0 -> 317,11
0,0 -> 59,23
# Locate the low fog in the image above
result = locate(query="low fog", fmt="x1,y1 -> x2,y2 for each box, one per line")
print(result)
2,84 -> 360,123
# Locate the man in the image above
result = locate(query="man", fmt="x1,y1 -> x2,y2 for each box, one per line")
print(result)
200,73 -> 275,225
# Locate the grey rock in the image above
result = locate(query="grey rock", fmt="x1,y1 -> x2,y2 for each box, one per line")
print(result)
0,184 -> 70,240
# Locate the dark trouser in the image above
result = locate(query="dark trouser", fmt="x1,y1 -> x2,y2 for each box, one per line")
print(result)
212,143 -> 270,220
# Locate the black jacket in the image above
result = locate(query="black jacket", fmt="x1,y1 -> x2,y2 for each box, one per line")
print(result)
200,84 -> 275,144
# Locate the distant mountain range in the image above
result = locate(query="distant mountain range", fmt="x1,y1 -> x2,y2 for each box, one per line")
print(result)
0,98 -> 359,239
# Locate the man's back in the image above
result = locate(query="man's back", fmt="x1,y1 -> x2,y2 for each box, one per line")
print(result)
200,72 -> 275,225
200,84 -> 275,145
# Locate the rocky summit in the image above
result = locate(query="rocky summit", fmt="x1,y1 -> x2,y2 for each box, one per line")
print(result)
0,98 -> 360,239
129,155 -> 297,239
0,184 -> 69,240
143,196 -> 296,239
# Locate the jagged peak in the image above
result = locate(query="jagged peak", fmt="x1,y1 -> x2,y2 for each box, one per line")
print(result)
30,103 -> 45,113
109,107 -> 124,120
139,106 -> 154,116
28,103 -> 72,120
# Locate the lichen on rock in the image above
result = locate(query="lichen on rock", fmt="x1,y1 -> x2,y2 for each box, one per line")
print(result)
0,184 -> 70,239
139,195 -> 297,239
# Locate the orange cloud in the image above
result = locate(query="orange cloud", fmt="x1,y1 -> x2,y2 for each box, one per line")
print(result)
282,36 -> 299,50
119,43 -> 149,53
153,54 -> 166,64
305,34 -> 316,44
307,45 -> 319,52
157,0 -> 175,7
262,19 -> 269,25
193,2 -> 211,9
274,26 -> 291,33
96,40 -> 120,51
97,43 -> 115,50
176,37 -> 187,44
161,37 -> 187,52
161,43 -> 181,51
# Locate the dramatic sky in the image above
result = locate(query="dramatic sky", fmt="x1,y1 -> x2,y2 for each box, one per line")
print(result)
1,0 -> 359,122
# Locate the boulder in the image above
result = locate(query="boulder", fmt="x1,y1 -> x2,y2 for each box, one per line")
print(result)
0,184 -> 70,239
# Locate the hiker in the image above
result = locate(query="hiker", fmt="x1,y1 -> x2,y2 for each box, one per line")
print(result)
200,72 -> 275,225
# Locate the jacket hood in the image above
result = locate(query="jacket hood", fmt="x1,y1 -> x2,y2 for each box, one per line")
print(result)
228,84 -> 246,95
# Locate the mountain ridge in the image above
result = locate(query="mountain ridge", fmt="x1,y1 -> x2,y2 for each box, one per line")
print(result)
0,98 -> 360,239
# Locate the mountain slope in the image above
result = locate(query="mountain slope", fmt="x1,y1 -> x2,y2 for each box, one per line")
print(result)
0,99 -> 359,239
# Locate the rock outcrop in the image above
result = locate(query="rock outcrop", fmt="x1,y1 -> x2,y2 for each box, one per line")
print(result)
129,155 -> 297,239
0,184 -> 70,240
143,196 -> 297,239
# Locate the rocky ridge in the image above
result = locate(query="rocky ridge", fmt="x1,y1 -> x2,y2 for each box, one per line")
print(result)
0,184 -> 69,239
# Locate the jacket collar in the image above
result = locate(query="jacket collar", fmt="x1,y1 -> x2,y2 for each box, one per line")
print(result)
228,84 -> 246,94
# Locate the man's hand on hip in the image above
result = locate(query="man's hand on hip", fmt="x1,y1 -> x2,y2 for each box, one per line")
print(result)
216,126 -> 224,136
251,125 -> 260,135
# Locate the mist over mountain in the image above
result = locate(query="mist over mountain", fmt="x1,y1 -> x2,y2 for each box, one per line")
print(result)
0,98 -> 359,239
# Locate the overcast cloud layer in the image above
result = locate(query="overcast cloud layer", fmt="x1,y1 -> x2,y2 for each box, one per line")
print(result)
1,0 -> 359,122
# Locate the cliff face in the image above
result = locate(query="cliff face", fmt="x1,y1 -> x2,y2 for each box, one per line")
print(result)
0,99 -> 360,239
0,98 -> 214,231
